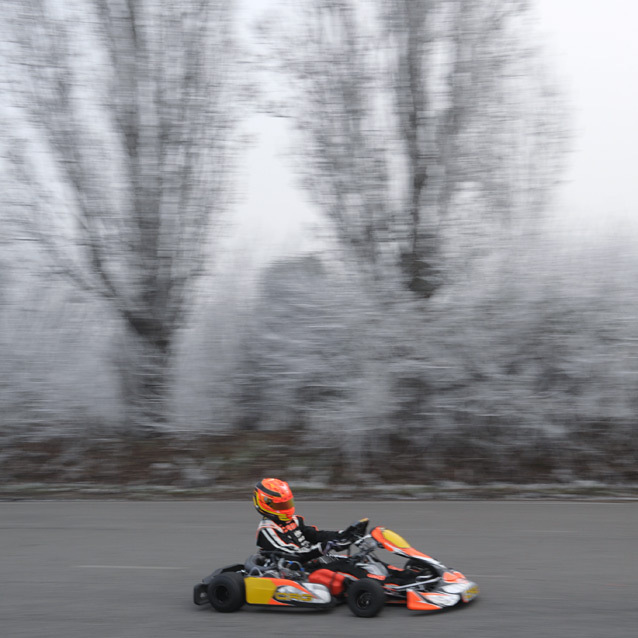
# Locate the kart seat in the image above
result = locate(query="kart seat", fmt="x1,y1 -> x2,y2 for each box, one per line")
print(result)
244,553 -> 270,575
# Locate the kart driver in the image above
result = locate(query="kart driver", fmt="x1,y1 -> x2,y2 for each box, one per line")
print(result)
253,477 -> 366,575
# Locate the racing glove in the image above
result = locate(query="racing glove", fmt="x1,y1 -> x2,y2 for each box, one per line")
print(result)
322,538 -> 350,554
338,518 -> 369,542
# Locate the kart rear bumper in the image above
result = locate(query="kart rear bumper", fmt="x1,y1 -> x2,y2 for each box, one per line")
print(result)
193,583 -> 209,605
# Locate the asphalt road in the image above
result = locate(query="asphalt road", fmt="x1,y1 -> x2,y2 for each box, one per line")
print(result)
1,500 -> 637,638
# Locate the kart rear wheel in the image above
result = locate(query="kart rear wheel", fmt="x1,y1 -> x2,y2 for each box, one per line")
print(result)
347,578 -> 385,618
207,572 -> 245,612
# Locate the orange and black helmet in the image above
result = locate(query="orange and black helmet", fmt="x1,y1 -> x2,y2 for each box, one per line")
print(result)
253,478 -> 295,523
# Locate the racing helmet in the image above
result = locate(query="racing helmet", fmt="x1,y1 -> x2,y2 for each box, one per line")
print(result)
253,478 -> 295,523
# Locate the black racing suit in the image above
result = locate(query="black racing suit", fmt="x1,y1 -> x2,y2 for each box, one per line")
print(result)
255,515 -> 367,577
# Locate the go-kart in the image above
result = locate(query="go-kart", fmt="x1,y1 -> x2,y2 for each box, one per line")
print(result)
193,519 -> 479,617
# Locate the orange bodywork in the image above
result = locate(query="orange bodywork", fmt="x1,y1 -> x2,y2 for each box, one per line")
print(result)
406,590 -> 442,611
443,570 -> 466,582
307,569 -> 348,596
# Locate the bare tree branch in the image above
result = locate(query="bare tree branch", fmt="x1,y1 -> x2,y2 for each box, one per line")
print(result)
1,0 -> 238,427
264,0 -> 567,297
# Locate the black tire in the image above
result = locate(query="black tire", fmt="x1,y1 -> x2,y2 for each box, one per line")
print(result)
207,572 -> 245,612
346,578 -> 385,618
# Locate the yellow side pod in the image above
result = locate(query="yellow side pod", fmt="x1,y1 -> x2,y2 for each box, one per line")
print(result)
244,577 -> 278,605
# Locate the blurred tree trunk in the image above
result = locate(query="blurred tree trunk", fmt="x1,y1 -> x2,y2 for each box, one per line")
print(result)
1,0 -> 237,430
115,325 -> 171,429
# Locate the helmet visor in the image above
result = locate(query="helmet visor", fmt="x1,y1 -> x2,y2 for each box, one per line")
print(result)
267,497 -> 294,512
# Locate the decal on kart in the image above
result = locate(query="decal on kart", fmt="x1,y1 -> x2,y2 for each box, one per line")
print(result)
462,584 -> 480,603
273,584 -> 331,604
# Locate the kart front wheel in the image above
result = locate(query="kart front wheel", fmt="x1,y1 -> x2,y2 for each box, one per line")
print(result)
207,572 -> 245,612
347,578 -> 385,618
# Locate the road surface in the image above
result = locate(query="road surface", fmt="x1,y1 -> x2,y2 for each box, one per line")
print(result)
1,500 -> 636,637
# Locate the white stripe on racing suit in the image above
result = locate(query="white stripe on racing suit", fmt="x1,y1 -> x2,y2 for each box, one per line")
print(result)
256,515 -> 340,562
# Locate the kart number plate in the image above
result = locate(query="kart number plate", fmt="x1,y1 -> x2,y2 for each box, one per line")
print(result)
462,584 -> 479,603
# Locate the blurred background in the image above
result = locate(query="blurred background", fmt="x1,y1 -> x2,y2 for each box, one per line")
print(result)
1,0 -> 636,492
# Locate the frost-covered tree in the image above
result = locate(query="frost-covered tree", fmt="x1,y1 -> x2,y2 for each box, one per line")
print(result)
245,0 -> 573,479
238,238 -> 638,484
260,0 -> 566,295
236,255 -> 426,476
0,0 -> 237,429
